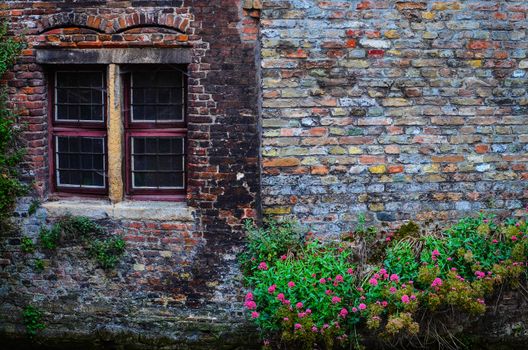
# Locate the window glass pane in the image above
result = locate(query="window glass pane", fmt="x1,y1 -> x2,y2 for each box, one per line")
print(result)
131,70 -> 184,123
131,136 -> 185,189
56,136 -> 106,189
55,71 -> 104,122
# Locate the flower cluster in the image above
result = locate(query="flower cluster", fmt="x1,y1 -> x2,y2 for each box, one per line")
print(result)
241,214 -> 528,349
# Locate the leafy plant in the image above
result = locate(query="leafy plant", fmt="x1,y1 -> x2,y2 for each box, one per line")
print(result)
239,218 -> 304,276
89,236 -> 126,269
33,258 -> 44,272
22,305 -> 45,336
27,199 -> 40,216
39,224 -> 61,250
20,236 -> 35,253
60,215 -> 104,238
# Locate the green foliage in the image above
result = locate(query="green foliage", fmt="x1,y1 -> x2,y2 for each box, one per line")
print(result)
27,199 -> 40,216
36,216 -> 126,270
242,214 -> 528,349
88,236 -> 126,269
20,236 -> 35,253
33,258 -> 44,272
0,20 -> 26,228
239,218 -> 304,276
60,215 -> 104,238
22,305 -> 45,337
39,224 -> 61,250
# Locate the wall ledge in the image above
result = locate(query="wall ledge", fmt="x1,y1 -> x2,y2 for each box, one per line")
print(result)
41,200 -> 195,222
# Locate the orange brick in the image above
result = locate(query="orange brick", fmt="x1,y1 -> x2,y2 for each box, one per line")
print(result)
431,155 -> 465,163
311,165 -> 329,175
388,165 -> 404,174
475,144 -> 489,154
263,157 -> 301,167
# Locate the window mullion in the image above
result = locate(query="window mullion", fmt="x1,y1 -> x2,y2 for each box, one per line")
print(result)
107,64 -> 124,203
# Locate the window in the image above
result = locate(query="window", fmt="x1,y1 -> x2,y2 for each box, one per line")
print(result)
124,68 -> 187,196
49,68 -> 107,194
49,66 -> 187,200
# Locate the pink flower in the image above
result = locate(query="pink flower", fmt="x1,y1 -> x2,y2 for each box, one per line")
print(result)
390,274 -> 399,282
379,268 -> 387,275
325,289 -> 332,295
475,271 -> 485,279
358,303 -> 367,310
294,323 -> 302,330
283,317 -> 289,321
369,278 -> 378,286
389,287 -> 397,294
381,301 -> 388,307
251,311 -> 259,318
492,239 -> 498,244
431,277 -> 443,289
335,274 -> 344,283
339,308 -> 348,318
277,293 -> 285,301
245,292 -> 254,300
431,249 -> 440,261
287,281 -> 295,288
511,236 -> 518,241
352,307 -> 358,313
410,295 -> 416,301
296,302 -> 303,309
401,295 -> 410,304
319,278 -> 326,284
298,312 -> 306,318
245,300 -> 257,310
331,296 -> 341,304
282,299 -> 291,305
311,326 -> 318,332
306,309 -> 312,314
347,268 -> 354,275
447,257 -> 452,261
268,284 -> 276,294
258,262 -> 268,270
477,298 -> 485,305
280,255 -> 287,260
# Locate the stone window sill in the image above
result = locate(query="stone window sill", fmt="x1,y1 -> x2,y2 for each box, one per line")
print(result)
41,200 -> 195,222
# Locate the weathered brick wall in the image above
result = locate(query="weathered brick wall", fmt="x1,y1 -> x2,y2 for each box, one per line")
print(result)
261,0 -> 528,234
1,0 -> 261,346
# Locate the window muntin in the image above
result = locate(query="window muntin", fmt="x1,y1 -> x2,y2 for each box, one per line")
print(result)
55,136 -> 106,188
54,71 -> 105,123
130,70 -> 185,123
131,136 -> 185,189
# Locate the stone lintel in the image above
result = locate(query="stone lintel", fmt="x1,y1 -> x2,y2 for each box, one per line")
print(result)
36,48 -> 192,65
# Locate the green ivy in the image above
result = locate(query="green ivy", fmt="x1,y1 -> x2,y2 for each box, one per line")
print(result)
22,305 -> 45,337
33,258 -> 44,272
0,20 -> 26,228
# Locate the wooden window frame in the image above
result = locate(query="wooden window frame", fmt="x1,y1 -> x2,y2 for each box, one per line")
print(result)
122,65 -> 188,200
48,66 -> 109,196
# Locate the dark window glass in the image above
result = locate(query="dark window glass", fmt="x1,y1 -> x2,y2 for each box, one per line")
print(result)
56,136 -> 106,188
131,137 -> 184,189
55,71 -> 105,122
131,70 -> 184,122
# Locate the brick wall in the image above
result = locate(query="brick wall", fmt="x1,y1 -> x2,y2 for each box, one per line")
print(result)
1,0 -> 261,346
261,0 -> 528,235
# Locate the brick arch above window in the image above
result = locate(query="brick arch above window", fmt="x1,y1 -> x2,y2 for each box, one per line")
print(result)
38,11 -> 190,35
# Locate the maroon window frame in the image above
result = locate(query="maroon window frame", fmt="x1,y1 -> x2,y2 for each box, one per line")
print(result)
123,66 -> 187,200
48,66 -> 108,196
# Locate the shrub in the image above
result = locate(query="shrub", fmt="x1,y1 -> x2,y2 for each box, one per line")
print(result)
241,214 -> 528,349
